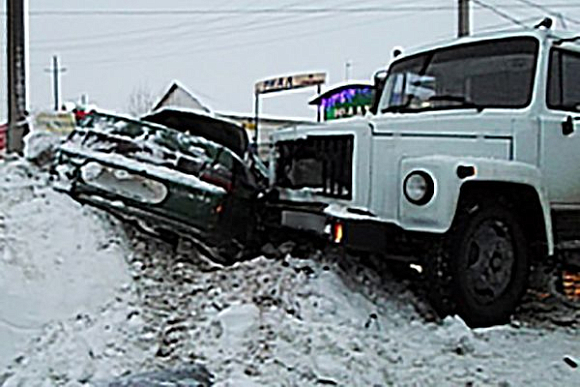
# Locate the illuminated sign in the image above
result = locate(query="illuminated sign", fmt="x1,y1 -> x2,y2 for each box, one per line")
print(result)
255,72 -> 326,94
319,86 -> 374,121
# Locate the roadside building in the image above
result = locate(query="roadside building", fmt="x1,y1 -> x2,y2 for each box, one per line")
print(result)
309,82 -> 374,121
152,81 -> 317,159
151,81 -> 212,115
217,112 -> 316,159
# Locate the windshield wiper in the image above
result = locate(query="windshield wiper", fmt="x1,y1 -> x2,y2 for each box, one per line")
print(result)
428,95 -> 484,112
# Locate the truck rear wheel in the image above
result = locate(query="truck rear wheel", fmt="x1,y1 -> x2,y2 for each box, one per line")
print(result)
426,201 -> 530,327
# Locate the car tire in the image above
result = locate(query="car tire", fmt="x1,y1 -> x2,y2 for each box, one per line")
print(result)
426,199 -> 530,327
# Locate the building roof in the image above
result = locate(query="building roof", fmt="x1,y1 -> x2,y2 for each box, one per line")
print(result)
151,81 -> 212,115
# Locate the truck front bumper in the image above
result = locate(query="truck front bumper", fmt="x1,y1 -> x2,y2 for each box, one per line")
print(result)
326,216 -> 427,263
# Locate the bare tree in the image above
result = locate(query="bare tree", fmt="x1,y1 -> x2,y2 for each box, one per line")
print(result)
127,84 -> 156,117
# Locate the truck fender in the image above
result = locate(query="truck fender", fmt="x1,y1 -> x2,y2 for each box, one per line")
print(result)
399,155 -> 553,255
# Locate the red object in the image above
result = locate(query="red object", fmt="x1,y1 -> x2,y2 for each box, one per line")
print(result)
73,108 -> 94,123
0,123 -> 8,152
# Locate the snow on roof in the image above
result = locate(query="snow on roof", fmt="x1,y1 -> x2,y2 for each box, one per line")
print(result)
151,80 -> 213,116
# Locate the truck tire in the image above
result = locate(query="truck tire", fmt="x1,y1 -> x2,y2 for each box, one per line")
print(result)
426,200 -> 530,327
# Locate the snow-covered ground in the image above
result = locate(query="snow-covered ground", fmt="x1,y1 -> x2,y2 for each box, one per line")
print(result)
0,159 -> 129,372
0,158 -> 578,386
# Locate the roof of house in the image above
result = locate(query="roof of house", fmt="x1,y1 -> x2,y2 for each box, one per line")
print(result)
151,81 -> 212,115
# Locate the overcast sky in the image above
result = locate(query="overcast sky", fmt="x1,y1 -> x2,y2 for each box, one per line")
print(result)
2,0 -> 580,121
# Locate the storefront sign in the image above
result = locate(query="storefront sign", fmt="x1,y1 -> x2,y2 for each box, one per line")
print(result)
321,86 -> 374,121
255,72 -> 326,94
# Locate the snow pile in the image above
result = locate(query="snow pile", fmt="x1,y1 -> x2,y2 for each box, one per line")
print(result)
0,158 -> 578,386
3,226 -> 579,386
23,130 -> 64,167
0,159 -> 130,372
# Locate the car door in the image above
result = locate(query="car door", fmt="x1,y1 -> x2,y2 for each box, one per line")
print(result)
540,46 -> 580,205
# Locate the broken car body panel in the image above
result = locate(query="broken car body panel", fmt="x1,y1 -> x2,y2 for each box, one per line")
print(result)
53,110 -> 262,261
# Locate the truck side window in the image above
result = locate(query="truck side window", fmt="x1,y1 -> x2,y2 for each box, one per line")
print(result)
547,48 -> 580,112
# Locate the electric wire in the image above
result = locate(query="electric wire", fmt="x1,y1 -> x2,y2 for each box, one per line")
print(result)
513,0 -> 580,26
57,8 -> 425,68
8,3 -> 580,17
471,0 -> 530,29
28,0 -> 424,59
32,3 -> 340,52
4,0 -> 390,68
30,0 -> 408,48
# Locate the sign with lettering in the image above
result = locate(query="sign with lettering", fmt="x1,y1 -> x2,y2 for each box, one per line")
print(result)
255,72 -> 326,94
311,85 -> 374,121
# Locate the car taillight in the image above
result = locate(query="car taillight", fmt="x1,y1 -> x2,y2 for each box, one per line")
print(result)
200,171 -> 232,192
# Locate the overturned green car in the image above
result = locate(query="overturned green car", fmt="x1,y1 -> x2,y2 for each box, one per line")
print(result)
52,108 -> 266,263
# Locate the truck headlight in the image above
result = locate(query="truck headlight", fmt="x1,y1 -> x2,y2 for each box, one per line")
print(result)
404,171 -> 434,205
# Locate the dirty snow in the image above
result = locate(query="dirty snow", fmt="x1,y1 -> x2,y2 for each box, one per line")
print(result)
0,157 -> 578,386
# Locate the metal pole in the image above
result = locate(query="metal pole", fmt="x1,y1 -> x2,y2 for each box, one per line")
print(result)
53,56 -> 59,110
7,0 -> 28,154
458,0 -> 470,37
46,55 -> 66,111
317,84 -> 322,122
253,92 -> 260,147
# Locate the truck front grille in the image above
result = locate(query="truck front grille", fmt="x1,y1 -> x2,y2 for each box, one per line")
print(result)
275,135 -> 354,200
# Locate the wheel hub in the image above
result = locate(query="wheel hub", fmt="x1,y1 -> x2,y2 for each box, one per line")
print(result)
465,220 -> 515,305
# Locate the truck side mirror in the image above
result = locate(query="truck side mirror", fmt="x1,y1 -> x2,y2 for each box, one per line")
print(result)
370,70 -> 388,115
562,115 -> 575,136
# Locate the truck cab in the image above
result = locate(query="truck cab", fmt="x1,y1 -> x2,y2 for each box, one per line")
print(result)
269,28 -> 580,327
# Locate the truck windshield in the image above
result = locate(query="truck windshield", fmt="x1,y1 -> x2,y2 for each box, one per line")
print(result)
379,37 -> 539,113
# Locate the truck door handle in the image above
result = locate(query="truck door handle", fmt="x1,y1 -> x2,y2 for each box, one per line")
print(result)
562,115 -> 578,136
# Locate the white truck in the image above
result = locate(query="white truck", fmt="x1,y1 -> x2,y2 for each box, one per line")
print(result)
269,27 -> 580,327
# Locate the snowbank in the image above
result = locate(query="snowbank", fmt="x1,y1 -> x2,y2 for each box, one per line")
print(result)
0,159 -> 130,371
3,229 -> 578,386
0,158 -> 578,386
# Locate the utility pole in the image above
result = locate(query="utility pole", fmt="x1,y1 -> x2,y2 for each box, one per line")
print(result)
6,0 -> 29,154
45,55 -> 67,111
458,0 -> 470,37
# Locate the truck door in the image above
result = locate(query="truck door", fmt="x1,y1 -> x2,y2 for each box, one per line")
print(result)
541,47 -> 580,205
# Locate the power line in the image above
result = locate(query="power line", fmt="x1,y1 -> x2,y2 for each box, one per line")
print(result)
31,1 -> 342,51
513,0 -> 580,26
4,0 -> 405,68
29,0 -> 411,55
24,1 -> 580,52
475,15 -> 543,34
31,0 -> 333,44
472,0 -> 530,29
29,0 -> 373,50
14,4 -> 580,17
60,8 -> 424,68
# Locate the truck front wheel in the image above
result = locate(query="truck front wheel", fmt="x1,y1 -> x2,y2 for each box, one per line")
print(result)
426,201 -> 530,327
